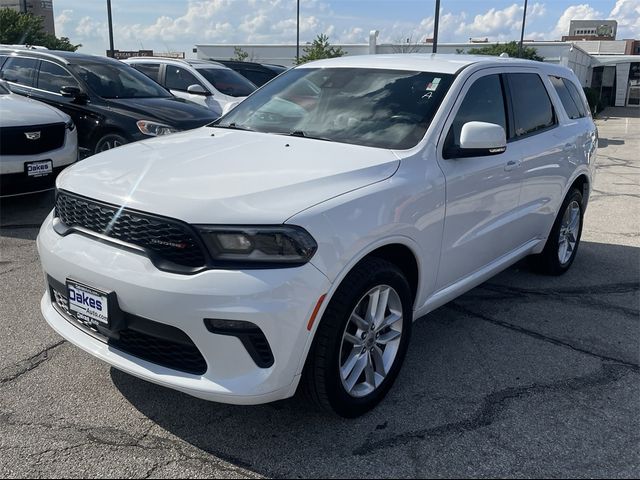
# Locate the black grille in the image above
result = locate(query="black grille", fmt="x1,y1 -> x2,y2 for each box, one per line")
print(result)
50,282 -> 207,375
55,191 -> 207,271
110,329 -> 207,375
0,123 -> 66,155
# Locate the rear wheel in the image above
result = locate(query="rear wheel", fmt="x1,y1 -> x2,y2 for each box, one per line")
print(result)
530,188 -> 584,275
303,258 -> 413,418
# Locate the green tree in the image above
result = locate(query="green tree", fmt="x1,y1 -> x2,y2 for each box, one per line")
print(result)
232,46 -> 249,62
0,8 -> 80,51
295,34 -> 345,65
466,41 -> 543,61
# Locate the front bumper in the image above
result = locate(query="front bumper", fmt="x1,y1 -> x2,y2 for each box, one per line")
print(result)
0,128 -> 78,196
37,212 -> 331,404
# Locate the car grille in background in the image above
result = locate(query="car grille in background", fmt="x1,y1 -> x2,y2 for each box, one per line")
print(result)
50,283 -> 208,375
55,191 -> 208,271
0,123 -> 65,155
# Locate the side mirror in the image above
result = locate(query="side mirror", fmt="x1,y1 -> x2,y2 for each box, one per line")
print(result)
187,84 -> 210,95
60,85 -> 87,102
458,121 -> 506,156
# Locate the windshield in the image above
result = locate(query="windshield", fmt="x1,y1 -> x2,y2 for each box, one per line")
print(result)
71,62 -> 172,99
196,67 -> 256,97
214,67 -> 454,149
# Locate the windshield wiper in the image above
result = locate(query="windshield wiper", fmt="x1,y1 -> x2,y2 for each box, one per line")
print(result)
287,130 -> 334,142
210,122 -> 256,132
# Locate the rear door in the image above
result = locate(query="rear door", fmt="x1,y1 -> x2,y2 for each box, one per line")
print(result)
505,72 -> 569,242
435,69 -> 526,289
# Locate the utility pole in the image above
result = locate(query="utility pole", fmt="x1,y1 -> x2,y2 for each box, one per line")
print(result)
432,0 -> 440,54
107,0 -> 115,57
518,0 -> 528,58
296,0 -> 300,63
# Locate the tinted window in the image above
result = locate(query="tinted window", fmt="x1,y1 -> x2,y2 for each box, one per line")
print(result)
240,69 -> 275,87
549,75 -> 581,119
196,67 -> 256,97
563,78 -> 589,117
507,73 -> 555,137
132,63 -> 161,83
165,66 -> 203,91
71,62 -> 170,99
445,74 -> 507,152
217,68 -> 454,150
37,61 -> 78,93
1,57 -> 38,86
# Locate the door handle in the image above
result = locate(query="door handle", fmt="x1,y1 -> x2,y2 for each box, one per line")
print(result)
504,160 -> 520,171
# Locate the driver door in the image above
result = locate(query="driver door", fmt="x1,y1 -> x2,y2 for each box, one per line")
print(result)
435,70 -> 526,289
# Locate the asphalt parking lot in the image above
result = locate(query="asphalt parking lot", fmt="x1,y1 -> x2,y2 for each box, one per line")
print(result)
1,107 -> 638,478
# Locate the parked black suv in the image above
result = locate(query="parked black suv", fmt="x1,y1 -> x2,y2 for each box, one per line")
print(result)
210,60 -> 287,87
0,50 -> 218,155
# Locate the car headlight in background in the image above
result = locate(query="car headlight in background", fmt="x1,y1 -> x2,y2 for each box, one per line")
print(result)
136,120 -> 179,137
197,225 -> 317,267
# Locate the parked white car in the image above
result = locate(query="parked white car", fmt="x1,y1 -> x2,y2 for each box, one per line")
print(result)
0,80 -> 77,196
37,55 -> 597,417
125,57 -> 256,117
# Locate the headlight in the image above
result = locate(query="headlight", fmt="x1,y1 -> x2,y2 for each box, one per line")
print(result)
197,225 -> 317,267
136,120 -> 179,136
65,120 -> 75,131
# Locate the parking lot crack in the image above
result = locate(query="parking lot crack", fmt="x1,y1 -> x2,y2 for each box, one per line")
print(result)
0,340 -> 66,386
448,303 -> 640,369
353,363 -> 634,456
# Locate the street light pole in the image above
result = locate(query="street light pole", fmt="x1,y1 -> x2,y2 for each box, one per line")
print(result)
432,0 -> 440,54
518,0 -> 528,58
107,0 -> 115,57
296,0 -> 300,63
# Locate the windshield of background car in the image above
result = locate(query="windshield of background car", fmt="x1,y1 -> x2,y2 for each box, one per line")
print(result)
215,67 -> 454,149
196,67 -> 256,97
71,62 -> 172,99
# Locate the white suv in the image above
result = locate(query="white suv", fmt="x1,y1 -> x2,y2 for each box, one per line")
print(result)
0,81 -> 77,196
125,57 -> 256,117
38,55 -> 597,417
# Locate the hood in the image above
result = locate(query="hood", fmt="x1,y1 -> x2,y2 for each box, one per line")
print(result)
0,94 -> 69,127
106,97 -> 218,130
57,127 -> 400,224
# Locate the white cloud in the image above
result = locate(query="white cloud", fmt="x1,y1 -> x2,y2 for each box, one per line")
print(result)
54,9 -> 73,38
550,4 -> 603,39
610,0 -> 640,38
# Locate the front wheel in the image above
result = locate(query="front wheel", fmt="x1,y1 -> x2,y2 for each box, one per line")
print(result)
302,258 -> 413,418
530,188 -> 584,275
94,133 -> 128,154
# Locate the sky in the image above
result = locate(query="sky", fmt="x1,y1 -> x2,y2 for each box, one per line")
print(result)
53,0 -> 640,55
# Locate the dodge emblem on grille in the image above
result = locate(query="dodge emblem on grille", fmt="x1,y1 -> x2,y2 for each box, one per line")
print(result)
25,131 -> 41,140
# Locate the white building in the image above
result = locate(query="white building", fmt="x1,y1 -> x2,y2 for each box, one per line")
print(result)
196,31 -> 639,107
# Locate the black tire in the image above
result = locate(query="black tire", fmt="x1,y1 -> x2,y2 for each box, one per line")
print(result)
530,188 -> 584,275
94,133 -> 128,154
302,257 -> 413,418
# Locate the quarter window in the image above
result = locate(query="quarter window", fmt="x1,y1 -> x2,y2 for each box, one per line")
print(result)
1,57 -> 38,86
563,78 -> 589,118
507,73 -> 556,137
549,75 -> 581,119
444,74 -> 507,154
37,61 -> 78,93
165,66 -> 203,91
